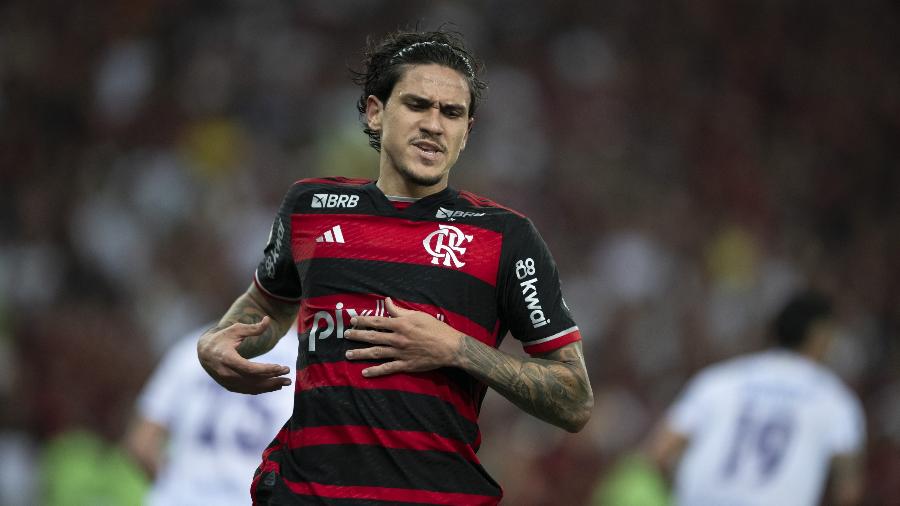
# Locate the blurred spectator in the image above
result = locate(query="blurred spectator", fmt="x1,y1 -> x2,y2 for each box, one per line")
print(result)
123,324 -> 297,505
644,291 -> 865,505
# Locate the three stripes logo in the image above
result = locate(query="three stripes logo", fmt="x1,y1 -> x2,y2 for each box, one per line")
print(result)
315,225 -> 345,244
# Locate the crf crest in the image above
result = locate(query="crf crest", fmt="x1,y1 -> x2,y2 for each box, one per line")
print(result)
423,224 -> 473,269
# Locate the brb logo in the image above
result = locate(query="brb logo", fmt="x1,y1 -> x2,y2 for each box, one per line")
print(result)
423,224 -> 473,269
435,207 -> 486,220
311,194 -> 359,208
515,257 -> 549,328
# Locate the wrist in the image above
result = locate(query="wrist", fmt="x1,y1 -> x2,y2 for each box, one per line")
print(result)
450,332 -> 472,369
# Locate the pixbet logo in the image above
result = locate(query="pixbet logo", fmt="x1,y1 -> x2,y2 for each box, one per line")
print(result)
311,194 -> 359,208
307,301 -> 444,352
423,224 -> 473,269
515,257 -> 549,328
308,302 -> 381,352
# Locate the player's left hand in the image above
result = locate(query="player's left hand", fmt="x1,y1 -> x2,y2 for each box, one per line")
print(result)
343,297 -> 465,377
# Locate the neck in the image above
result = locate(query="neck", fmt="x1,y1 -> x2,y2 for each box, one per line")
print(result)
778,341 -> 826,363
375,169 -> 448,199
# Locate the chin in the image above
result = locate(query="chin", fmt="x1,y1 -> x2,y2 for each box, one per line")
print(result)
397,164 -> 446,187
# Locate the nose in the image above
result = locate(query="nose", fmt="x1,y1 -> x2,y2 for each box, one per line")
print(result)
419,105 -> 444,136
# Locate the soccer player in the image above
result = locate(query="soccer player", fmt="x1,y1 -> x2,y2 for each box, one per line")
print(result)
645,290 -> 866,506
197,29 -> 593,505
125,325 -> 297,506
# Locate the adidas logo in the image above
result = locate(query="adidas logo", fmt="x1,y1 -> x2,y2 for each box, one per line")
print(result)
315,225 -> 345,243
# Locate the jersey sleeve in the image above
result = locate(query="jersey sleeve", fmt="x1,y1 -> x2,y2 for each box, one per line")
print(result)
667,369 -> 716,437
254,184 -> 302,301
498,217 -> 581,355
827,387 -> 866,455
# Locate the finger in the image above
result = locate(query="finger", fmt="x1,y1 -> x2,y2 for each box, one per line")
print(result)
343,328 -> 397,345
250,376 -> 293,394
345,346 -> 396,361
384,297 -> 410,317
230,376 -> 293,395
228,357 -> 291,377
230,316 -> 271,337
361,360 -> 409,378
350,315 -> 397,332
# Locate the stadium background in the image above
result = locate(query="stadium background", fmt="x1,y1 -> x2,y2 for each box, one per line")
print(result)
1,1 -> 898,504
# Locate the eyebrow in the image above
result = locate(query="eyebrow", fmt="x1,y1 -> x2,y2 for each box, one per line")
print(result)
402,94 -> 469,116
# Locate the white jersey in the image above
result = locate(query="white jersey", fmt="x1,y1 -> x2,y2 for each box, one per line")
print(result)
137,327 -> 297,506
668,350 -> 865,506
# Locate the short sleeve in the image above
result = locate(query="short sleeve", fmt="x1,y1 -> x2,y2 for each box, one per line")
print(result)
827,389 -> 866,455
667,370 -> 716,437
254,185 -> 302,301
498,217 -> 580,355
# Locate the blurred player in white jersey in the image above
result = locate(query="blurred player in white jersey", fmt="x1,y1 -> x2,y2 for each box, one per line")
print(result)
646,291 -> 865,506
124,324 -> 297,506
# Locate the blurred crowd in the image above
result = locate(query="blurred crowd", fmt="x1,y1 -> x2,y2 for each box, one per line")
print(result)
1,1 -> 898,504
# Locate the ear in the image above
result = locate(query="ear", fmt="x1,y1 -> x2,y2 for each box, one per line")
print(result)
365,95 -> 384,132
460,116 -> 475,151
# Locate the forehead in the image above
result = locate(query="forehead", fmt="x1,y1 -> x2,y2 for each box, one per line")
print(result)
391,64 -> 470,107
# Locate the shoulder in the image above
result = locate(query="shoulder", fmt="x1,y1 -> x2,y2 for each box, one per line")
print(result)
281,177 -> 373,210
812,365 -> 863,413
455,189 -> 527,219
449,189 -> 539,236
686,355 -> 753,394
289,176 -> 372,195
294,176 -> 373,188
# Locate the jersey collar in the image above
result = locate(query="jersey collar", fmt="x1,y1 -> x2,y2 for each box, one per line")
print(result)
363,182 -> 458,218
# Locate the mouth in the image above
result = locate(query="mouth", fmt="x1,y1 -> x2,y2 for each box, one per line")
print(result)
411,140 -> 445,161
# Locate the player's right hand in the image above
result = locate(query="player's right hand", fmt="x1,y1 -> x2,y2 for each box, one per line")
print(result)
196,317 -> 292,395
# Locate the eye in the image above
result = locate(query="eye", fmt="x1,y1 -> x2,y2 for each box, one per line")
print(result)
443,108 -> 465,119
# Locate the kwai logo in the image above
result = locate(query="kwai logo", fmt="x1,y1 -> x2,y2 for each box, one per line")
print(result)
515,257 -> 549,328
423,224 -> 473,269
311,194 -> 359,208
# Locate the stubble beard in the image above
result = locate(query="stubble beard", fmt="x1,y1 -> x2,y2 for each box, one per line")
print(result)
386,149 -> 445,188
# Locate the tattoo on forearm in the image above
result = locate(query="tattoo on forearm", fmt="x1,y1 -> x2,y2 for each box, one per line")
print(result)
459,340 -> 592,431
213,290 -> 297,359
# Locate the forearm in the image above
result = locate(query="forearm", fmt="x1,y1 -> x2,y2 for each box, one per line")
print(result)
208,284 -> 298,358
456,338 -> 593,432
123,417 -> 167,481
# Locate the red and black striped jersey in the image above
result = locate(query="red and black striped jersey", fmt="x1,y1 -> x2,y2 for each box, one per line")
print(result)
250,177 -> 581,505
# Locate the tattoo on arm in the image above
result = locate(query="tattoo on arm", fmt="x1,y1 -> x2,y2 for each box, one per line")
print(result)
211,285 -> 299,359
458,340 -> 593,432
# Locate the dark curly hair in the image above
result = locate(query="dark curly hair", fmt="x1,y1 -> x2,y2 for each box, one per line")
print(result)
352,29 -> 487,152
772,290 -> 834,350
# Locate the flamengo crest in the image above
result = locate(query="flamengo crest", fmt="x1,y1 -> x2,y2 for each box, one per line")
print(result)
423,224 -> 473,269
